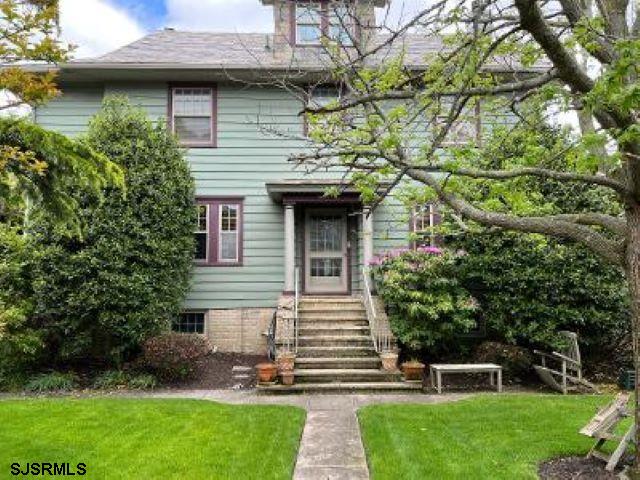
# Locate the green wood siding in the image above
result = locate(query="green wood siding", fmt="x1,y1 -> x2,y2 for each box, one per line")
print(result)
34,82 -> 409,309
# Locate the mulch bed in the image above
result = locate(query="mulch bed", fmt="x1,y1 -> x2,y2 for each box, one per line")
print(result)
168,352 -> 268,390
539,456 -> 622,479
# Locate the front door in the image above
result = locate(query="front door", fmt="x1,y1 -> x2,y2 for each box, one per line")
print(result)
304,209 -> 349,294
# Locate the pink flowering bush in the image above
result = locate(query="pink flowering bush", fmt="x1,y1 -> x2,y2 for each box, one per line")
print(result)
371,248 -> 477,354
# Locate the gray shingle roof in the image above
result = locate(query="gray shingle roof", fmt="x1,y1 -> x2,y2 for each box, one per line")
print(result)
72,29 -> 542,73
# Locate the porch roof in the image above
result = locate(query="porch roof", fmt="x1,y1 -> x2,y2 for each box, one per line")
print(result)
265,180 -> 367,204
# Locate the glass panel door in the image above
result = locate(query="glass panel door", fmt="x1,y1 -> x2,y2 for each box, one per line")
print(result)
304,209 -> 348,293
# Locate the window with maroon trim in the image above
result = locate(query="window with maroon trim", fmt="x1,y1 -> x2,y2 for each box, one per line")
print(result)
194,198 -> 243,266
170,86 -> 216,147
410,204 -> 441,248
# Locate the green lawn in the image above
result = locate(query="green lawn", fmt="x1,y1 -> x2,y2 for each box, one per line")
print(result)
0,398 -> 305,479
359,394 -> 619,480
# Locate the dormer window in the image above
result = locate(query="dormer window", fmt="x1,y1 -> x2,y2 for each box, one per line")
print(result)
294,2 -> 355,46
296,3 -> 323,45
328,4 -> 354,46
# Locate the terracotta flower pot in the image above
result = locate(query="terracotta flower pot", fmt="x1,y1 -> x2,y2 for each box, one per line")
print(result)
402,361 -> 425,382
276,353 -> 296,373
256,362 -> 278,384
280,371 -> 295,386
380,352 -> 399,372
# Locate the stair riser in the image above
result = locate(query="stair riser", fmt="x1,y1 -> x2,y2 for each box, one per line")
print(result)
298,312 -> 368,322
298,320 -> 370,328
299,302 -> 364,310
298,329 -> 371,337
296,360 -> 382,370
297,348 -> 377,358
295,373 -> 402,383
298,338 -> 373,347
257,383 -> 423,394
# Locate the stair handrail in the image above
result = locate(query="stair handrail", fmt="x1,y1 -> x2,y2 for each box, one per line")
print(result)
363,267 -> 390,352
294,266 -> 300,353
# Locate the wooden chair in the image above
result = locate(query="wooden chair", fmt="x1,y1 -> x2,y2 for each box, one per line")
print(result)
534,331 -> 599,394
580,392 -> 634,471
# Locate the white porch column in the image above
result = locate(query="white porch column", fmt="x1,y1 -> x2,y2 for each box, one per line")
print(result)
363,206 -> 374,271
284,204 -> 295,294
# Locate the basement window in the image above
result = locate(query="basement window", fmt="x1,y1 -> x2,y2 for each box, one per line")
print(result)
173,312 -> 205,334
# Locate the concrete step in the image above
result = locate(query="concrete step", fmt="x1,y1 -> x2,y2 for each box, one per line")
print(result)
298,326 -> 371,337
294,369 -> 402,383
297,346 -> 378,358
257,382 -> 423,394
298,315 -> 369,327
299,296 -> 363,304
296,357 -> 382,370
297,335 -> 373,347
298,311 -> 367,320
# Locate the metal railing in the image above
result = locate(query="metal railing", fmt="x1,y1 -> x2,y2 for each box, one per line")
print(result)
362,267 -> 391,352
294,266 -> 300,353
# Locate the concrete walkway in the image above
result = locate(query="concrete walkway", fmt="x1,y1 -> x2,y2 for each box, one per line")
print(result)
138,389 -> 468,480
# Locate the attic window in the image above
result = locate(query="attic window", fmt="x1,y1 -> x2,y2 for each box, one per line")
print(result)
294,2 -> 355,46
170,85 -> 217,147
296,3 -> 323,45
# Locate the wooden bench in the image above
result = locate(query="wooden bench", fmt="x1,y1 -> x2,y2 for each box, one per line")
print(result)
430,363 -> 502,394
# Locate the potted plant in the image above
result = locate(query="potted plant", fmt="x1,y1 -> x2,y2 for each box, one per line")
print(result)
276,352 -> 296,373
255,362 -> 278,384
402,359 -> 425,382
380,351 -> 399,372
280,370 -> 295,386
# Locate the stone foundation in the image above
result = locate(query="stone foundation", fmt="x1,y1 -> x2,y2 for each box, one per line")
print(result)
205,308 -> 274,354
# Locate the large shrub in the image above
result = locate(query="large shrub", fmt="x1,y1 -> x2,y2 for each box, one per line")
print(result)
25,96 -> 195,365
372,248 -> 478,355
0,225 -> 44,383
453,232 -> 629,359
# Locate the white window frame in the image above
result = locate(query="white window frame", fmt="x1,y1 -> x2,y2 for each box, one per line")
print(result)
412,204 -> 438,248
296,2 -> 323,45
218,203 -> 240,263
171,86 -> 215,147
195,204 -> 210,263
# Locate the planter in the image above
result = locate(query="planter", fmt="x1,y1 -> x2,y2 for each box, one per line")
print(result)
276,353 -> 296,373
380,352 -> 399,372
255,362 -> 278,384
280,371 -> 295,386
402,361 -> 425,382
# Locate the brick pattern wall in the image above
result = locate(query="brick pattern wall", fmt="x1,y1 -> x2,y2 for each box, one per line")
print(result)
206,308 -> 275,354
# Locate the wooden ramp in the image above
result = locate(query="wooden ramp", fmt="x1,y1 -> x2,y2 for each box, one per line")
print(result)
534,331 -> 599,394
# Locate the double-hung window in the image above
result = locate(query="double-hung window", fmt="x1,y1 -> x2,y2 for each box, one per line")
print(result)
294,2 -> 355,46
195,198 -> 243,266
170,85 -> 216,147
328,4 -> 354,45
296,3 -> 323,45
411,204 -> 440,248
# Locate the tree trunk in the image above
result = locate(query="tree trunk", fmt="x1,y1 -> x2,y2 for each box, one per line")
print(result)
625,204 -> 640,472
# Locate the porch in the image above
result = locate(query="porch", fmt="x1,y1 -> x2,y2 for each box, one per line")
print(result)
266,180 -> 375,296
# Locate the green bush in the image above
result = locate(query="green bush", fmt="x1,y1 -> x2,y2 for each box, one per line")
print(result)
142,333 -> 212,382
372,248 -> 478,355
23,96 -> 195,366
92,370 -> 157,390
25,372 -> 78,393
0,225 -> 44,378
453,232 -> 629,358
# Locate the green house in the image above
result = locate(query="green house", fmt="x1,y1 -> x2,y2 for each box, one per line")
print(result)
31,1 -> 527,380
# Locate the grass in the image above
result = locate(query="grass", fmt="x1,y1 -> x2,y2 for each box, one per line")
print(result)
0,398 -> 306,479
359,394 -> 622,480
